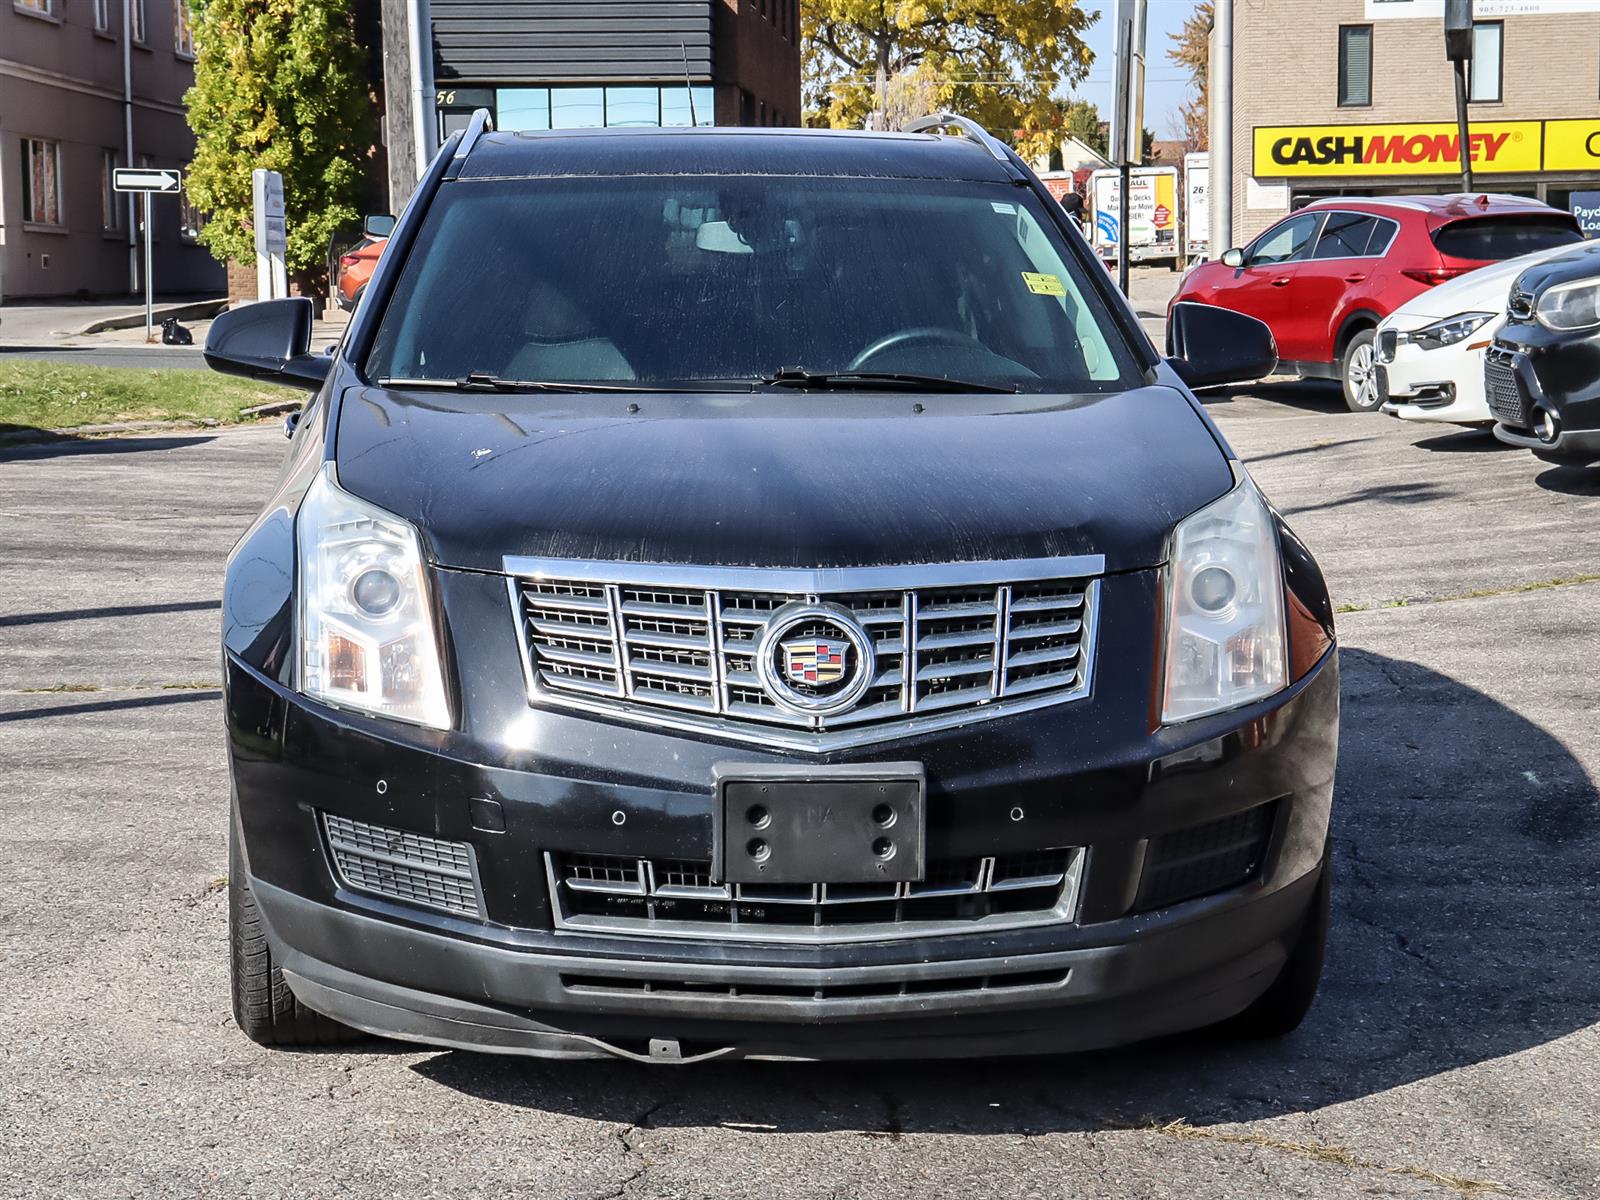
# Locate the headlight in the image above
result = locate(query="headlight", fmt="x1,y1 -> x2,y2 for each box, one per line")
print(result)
1409,311 -> 1495,350
297,466 -> 451,729
1535,278 -> 1600,332
1161,468 -> 1287,723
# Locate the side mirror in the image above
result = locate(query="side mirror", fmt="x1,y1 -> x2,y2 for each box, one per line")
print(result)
1166,301 -> 1279,389
1221,247 -> 1246,268
363,214 -> 397,239
203,297 -> 330,389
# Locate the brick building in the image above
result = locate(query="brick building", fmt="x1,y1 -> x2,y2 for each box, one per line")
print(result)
429,0 -> 802,141
0,0 -> 224,301
1225,0 -> 1600,246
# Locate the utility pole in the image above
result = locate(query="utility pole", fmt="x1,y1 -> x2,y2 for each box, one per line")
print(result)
1445,0 -> 1475,192
1209,0 -> 1234,257
1111,0 -> 1148,296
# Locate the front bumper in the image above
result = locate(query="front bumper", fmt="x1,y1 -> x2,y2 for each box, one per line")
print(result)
227,636 -> 1338,1061
1486,325 -> 1600,463
1376,336 -> 1490,424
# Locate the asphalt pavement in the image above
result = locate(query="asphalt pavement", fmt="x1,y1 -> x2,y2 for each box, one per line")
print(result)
2,306 -> 1599,1197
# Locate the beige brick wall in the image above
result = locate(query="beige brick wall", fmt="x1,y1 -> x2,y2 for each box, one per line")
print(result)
1228,1 -> 1600,244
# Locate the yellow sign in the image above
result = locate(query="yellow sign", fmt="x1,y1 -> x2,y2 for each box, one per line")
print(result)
1021,272 -> 1066,297
1254,121 -> 1542,177
1545,120 -> 1600,173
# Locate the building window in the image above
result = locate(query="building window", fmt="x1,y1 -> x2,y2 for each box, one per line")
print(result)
1338,25 -> 1372,107
174,0 -> 194,56
493,85 -> 714,132
15,0 -> 53,15
1470,21 -> 1503,103
22,138 -> 63,226
131,0 -> 147,44
95,0 -> 111,31
101,150 -> 122,231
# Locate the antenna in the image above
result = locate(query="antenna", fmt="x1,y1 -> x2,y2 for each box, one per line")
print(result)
681,42 -> 698,126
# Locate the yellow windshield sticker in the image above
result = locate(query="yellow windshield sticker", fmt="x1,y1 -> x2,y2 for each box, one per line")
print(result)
1022,272 -> 1066,297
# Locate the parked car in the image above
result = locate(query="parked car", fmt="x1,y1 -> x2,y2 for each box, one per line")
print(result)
1172,195 -> 1582,412
1376,241 -> 1587,425
1486,239 -> 1600,465
204,113 -> 1339,1063
334,215 -> 397,312
335,239 -> 384,310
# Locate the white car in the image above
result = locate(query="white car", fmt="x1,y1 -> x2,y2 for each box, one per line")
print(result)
1376,243 -> 1582,424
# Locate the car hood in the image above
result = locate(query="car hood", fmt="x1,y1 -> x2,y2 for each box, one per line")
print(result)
1384,242 -> 1588,329
332,384 -> 1232,574
1508,237 -> 1600,298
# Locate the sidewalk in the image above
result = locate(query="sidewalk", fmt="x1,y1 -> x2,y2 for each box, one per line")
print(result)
0,297 -> 350,356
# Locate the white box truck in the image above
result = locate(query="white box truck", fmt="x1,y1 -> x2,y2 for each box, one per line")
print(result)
1183,152 -> 1209,264
1086,165 -> 1183,271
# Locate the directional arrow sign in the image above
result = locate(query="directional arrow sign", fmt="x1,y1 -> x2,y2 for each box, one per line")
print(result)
113,168 -> 182,194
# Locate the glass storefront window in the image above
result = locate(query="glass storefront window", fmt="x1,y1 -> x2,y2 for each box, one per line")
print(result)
550,87 -> 605,129
661,85 -> 715,128
606,87 -> 662,127
497,88 -> 551,132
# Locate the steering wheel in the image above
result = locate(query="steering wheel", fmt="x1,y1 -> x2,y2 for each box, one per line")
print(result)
847,326 -> 990,372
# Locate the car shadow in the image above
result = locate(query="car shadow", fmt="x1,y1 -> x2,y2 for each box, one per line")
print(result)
401,648 -> 1600,1133
1411,427 -> 1510,453
1200,379 -> 1347,414
1280,481 -> 1453,515
0,429 -> 215,462
1534,464 -> 1600,496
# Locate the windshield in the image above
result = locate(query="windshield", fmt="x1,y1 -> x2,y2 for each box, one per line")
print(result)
365,175 -> 1139,393
1432,215 -> 1583,262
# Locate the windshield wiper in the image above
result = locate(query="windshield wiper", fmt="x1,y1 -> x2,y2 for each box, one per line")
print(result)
378,373 -> 744,394
757,367 -> 1018,395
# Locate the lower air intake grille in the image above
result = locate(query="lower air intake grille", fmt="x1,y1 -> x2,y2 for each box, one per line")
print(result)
561,967 -> 1070,1003
322,813 -> 483,919
1133,801 -> 1280,913
548,848 -> 1084,943
1484,347 -> 1531,428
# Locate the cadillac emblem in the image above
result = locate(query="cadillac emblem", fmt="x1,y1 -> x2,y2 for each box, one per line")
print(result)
755,602 -> 875,717
782,638 -> 848,686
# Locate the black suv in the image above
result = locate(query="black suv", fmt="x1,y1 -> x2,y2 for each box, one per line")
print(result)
1487,239 -> 1600,464
207,113 -> 1338,1062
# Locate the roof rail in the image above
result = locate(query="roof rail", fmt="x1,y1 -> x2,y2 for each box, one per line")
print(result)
904,112 -> 1013,167
454,107 -> 493,160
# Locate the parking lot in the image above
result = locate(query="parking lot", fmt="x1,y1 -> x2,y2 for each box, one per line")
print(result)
3,323 -> 1599,1196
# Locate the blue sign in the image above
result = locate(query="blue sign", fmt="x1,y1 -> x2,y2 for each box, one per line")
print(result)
1572,191 -> 1600,239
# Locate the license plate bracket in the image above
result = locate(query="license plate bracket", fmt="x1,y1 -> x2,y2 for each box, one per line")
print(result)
713,762 -> 926,885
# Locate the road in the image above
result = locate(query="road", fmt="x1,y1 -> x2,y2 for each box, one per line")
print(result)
2,348 -> 1599,1198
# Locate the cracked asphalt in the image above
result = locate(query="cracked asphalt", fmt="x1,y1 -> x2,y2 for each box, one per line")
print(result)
3,355 -> 1599,1196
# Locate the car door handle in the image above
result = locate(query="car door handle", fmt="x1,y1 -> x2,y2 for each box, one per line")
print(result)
1343,273 -> 1368,283
1270,277 -> 1291,287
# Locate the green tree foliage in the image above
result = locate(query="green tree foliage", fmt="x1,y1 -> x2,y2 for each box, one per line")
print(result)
183,0 -> 371,294
804,0 -> 1097,160
1051,98 -> 1155,167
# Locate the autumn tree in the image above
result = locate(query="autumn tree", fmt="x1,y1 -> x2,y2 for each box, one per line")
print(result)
1167,1 -> 1213,152
184,0 -> 372,297
804,0 -> 1097,161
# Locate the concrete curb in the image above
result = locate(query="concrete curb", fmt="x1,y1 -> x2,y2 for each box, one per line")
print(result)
0,416 -> 244,444
76,299 -> 227,336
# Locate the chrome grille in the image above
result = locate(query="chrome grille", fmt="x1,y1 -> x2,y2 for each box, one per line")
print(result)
546,848 -> 1085,943
560,966 -> 1070,1003
1484,346 -> 1530,428
506,557 -> 1101,749
322,813 -> 483,919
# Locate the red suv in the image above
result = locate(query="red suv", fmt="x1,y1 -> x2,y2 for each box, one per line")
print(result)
1171,195 -> 1582,410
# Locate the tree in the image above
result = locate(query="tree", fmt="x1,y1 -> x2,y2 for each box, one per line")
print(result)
804,0 -> 1098,161
184,0 -> 372,297
1167,2 -> 1212,152
1051,98 -> 1155,166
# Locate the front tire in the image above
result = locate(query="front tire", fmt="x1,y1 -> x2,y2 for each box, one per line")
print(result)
1341,329 -> 1383,412
229,821 -> 366,1048
1220,860 -> 1330,1038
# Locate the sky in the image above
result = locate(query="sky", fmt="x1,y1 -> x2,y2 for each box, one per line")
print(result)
1068,0 -> 1203,141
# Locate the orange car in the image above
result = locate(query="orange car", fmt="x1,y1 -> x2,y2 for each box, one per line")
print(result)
336,237 -> 385,311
